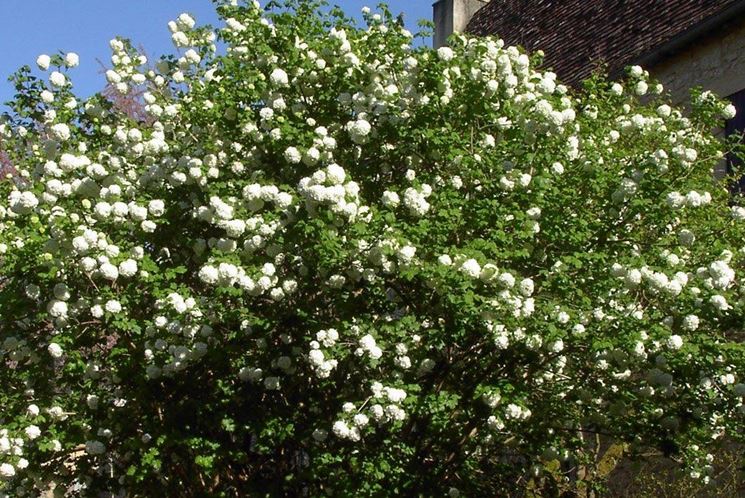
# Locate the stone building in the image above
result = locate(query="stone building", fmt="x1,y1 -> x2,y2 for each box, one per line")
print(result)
433,0 -> 745,136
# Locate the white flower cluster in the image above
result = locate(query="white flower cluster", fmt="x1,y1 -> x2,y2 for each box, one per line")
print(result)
8,191 -> 39,215
345,119 -> 372,143
613,264 -> 689,295
666,190 -> 712,209
701,258 -> 736,290
0,427 -> 34,480
104,37 -> 149,94
307,329 -> 340,378
402,185 -> 431,217
504,402 -> 532,421
332,381 -> 408,441
198,258 -> 295,302
356,334 -> 383,360
298,164 -> 369,222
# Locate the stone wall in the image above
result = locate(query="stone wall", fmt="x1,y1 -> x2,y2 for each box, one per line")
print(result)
433,0 -> 490,48
650,16 -> 745,103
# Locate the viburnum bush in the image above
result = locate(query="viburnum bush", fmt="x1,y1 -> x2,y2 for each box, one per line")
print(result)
1,1 -> 744,496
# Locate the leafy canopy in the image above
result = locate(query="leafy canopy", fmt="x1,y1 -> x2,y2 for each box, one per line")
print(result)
0,0 -> 743,496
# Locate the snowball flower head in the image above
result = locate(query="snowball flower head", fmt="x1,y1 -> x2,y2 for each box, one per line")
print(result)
666,335 -> 683,350
382,190 -> 400,207
270,68 -> 289,86
0,463 -> 15,478
284,146 -> 302,164
199,265 -> 219,284
65,52 -> 80,68
438,254 -> 452,266
49,71 -> 67,87
37,54 -> 51,70
710,294 -> 730,310
346,119 -> 371,142
48,342 -> 64,358
629,65 -> 644,78
184,49 -> 201,64
51,123 -> 71,142
105,300 -> 122,314
25,425 -> 41,440
326,163 -> 346,185
106,70 -> 122,84
682,314 -> 699,331
47,299 -> 68,318
177,12 -> 196,30
722,104 -> 737,119
99,263 -> 119,281
119,259 -> 138,277
437,46 -> 454,62
519,278 -> 534,296
460,259 -> 481,279
148,199 -> 165,217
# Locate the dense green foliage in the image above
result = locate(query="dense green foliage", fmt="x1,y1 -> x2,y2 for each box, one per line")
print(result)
0,1 -> 743,496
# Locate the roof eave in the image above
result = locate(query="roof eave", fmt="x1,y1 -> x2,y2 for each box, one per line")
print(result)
613,0 -> 745,79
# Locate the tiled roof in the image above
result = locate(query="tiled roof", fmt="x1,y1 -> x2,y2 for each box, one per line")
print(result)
466,0 -> 742,85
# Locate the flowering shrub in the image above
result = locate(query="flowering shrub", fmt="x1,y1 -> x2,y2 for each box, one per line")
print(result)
1,1 -> 744,495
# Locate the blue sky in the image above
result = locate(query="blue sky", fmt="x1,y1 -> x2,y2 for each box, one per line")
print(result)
0,0 -> 432,106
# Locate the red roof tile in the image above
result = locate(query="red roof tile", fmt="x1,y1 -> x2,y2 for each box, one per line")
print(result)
466,0 -> 742,85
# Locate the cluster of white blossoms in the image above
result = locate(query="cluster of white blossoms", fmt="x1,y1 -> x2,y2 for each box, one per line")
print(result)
612,251 -> 737,314
332,381 -> 408,442
401,185 -> 431,216
0,1 -> 743,495
198,258 -> 296,302
298,163 -> 369,222
104,38 -> 150,95
666,190 -> 713,209
8,190 -> 39,215
307,329 -> 340,378
345,118 -> 372,143
0,428 -> 34,480
356,333 -> 383,360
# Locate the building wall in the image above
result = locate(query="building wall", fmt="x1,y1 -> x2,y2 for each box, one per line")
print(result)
650,16 -> 745,103
650,17 -> 745,179
433,0 -> 490,48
